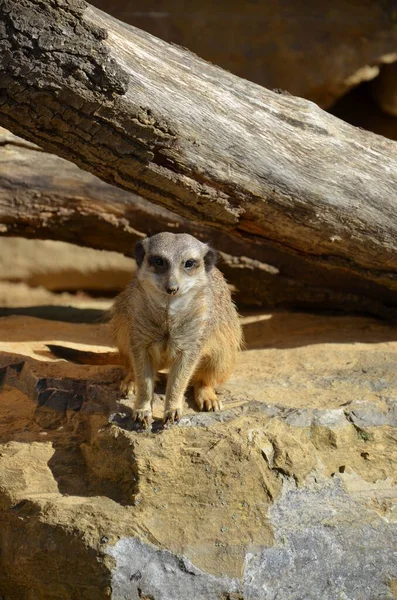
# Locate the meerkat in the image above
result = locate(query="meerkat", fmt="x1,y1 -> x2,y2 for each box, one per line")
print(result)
110,232 -> 243,426
48,232 -> 243,427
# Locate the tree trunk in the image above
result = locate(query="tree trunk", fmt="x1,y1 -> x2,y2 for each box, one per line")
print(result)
0,0 -> 396,317
1,127 -> 396,318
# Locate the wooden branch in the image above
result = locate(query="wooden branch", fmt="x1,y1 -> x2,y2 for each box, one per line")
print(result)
0,1 -> 396,317
1,128 -> 396,318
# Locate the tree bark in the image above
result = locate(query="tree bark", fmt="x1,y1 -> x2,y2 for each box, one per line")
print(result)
1,127 -> 396,318
0,0 -> 396,317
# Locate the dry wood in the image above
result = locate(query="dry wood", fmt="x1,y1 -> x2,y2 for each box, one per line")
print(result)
1,128 -> 396,318
0,0 -> 396,317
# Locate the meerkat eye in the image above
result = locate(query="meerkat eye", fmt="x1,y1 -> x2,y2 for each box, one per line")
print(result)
184,259 -> 196,269
153,257 -> 165,267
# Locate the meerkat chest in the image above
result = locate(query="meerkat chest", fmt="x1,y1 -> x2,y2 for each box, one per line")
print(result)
148,295 -> 207,368
167,294 -> 207,338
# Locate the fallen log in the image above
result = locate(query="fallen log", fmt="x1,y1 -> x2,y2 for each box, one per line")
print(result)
1,128 -> 396,318
89,0 -> 397,110
0,1 -> 396,317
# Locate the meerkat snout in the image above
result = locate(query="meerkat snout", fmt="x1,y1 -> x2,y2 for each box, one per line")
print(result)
167,285 -> 179,295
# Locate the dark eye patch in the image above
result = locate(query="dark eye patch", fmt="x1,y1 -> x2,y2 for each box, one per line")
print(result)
184,259 -> 196,269
148,255 -> 169,269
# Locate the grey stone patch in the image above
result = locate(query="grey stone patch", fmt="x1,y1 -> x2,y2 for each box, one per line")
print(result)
106,477 -> 397,600
243,476 -> 397,600
312,408 -> 347,428
108,400 -> 284,431
182,402 -> 396,431
109,400 -> 397,434
256,402 -> 284,419
106,537 -> 241,600
109,411 -> 136,431
345,400 -> 397,428
178,407 -> 247,427
283,408 -> 314,427
178,401 -> 282,428
369,378 -> 390,393
283,408 -> 347,428
385,397 -> 397,424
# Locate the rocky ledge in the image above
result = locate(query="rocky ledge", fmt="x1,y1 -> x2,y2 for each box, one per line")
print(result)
0,312 -> 396,599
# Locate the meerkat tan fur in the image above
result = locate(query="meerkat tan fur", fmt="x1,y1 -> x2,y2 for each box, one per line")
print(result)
110,232 -> 242,426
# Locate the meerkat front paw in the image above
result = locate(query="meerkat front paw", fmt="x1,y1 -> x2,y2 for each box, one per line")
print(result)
195,385 -> 222,412
120,374 -> 135,397
133,409 -> 152,429
163,408 -> 182,426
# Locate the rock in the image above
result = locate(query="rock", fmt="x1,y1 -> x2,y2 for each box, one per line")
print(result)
0,441 -> 58,509
107,538 -> 241,600
346,400 -> 397,428
0,312 -> 397,598
245,476 -> 397,600
0,237 -> 133,293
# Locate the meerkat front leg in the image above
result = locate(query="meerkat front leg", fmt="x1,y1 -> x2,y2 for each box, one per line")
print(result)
131,348 -> 155,428
163,351 -> 199,424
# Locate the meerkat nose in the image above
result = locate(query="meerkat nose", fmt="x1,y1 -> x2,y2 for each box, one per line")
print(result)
166,286 -> 179,295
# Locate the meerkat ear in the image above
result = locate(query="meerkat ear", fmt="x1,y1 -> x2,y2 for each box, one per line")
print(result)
134,240 -> 146,268
204,247 -> 217,272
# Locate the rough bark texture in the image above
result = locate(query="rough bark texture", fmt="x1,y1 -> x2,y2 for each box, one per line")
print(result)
1,128 -> 396,317
90,0 -> 397,110
0,1 -> 397,316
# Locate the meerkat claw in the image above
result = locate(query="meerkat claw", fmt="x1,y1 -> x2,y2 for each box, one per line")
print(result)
133,409 -> 152,429
163,409 -> 182,426
204,397 -> 222,412
195,386 -> 222,412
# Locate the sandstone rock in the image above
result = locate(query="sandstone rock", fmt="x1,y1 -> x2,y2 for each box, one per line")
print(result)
0,311 -> 396,598
0,441 -> 58,509
0,237 -> 133,293
244,475 -> 397,600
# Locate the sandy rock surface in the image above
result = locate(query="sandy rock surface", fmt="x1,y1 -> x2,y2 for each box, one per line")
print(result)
0,237 -> 133,292
0,307 -> 396,599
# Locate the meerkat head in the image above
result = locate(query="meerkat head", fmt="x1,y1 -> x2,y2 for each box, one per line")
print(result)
134,232 -> 217,298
